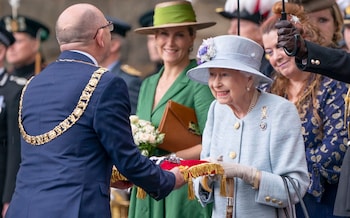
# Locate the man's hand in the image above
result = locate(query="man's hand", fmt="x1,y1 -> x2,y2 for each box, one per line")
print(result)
170,167 -> 186,189
275,20 -> 307,59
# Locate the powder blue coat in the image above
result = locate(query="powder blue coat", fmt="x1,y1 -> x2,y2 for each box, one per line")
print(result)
194,91 -> 309,218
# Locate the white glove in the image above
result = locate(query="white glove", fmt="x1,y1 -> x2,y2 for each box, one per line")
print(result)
202,156 -> 260,188
220,162 -> 258,187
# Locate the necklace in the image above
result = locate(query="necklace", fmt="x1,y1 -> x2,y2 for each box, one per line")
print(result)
18,67 -> 107,146
247,89 -> 259,113
56,59 -> 98,67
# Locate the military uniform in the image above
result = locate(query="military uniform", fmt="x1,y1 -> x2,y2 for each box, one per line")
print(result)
108,62 -> 142,115
0,25 -> 15,218
0,69 -> 26,206
0,15 -> 49,212
103,16 -> 142,114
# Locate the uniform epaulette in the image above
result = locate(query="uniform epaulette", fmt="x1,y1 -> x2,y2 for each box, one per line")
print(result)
9,75 -> 28,86
0,73 -> 9,87
121,64 -> 143,77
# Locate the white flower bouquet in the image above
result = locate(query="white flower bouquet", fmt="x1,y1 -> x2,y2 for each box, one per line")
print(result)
129,115 -> 165,157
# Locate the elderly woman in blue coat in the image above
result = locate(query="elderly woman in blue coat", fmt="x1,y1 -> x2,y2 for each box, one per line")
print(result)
187,35 -> 309,217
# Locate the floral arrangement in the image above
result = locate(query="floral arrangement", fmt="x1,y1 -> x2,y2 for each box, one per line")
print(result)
197,37 -> 216,65
129,115 -> 165,157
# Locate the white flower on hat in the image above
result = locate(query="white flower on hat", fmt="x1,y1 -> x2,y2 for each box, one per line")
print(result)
197,37 -> 216,65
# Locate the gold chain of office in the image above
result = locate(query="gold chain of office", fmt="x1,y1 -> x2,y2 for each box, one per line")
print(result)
18,67 -> 108,146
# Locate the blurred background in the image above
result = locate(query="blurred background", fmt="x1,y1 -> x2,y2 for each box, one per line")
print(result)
0,0 -> 227,77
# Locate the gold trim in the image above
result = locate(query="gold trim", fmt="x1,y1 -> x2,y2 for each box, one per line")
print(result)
345,87 -> 350,141
18,67 -> 108,146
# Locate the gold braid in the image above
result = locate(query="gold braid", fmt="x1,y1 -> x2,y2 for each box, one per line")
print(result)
18,67 -> 108,146
345,87 -> 350,143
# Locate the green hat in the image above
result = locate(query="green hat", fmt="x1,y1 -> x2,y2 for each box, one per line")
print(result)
134,1 -> 216,35
0,15 -> 50,41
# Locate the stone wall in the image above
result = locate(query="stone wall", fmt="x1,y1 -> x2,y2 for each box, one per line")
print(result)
0,0 -> 228,76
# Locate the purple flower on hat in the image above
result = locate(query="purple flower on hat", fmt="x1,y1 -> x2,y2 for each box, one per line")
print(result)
197,38 -> 216,65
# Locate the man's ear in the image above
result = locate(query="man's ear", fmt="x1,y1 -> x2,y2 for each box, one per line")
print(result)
95,31 -> 105,47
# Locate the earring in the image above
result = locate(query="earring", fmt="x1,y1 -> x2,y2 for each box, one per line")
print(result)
246,87 -> 250,91
189,46 -> 193,52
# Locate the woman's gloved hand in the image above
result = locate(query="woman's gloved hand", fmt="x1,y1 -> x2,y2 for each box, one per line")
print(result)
204,156 -> 260,189
220,162 -> 258,187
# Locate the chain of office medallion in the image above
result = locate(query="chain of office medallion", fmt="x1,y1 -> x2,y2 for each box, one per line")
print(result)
18,67 -> 107,146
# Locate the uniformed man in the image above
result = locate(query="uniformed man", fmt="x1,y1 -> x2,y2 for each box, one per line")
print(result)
100,16 -> 142,115
0,15 -> 49,217
1,15 -> 50,78
138,10 -> 163,77
0,25 -> 15,218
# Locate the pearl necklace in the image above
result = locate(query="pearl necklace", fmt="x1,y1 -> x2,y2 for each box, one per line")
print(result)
247,89 -> 259,113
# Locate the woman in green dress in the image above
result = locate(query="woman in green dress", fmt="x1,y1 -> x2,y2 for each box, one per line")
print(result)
128,1 -> 215,218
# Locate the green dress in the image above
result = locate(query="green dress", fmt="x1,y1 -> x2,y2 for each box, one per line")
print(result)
128,60 -> 214,218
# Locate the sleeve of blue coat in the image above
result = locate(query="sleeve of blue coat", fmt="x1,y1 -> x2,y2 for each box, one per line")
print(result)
193,176 -> 214,207
94,76 -> 175,200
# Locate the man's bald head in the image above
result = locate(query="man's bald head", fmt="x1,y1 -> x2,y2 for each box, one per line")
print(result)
56,3 -> 107,45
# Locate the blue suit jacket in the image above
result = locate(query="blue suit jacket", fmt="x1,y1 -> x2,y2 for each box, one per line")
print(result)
5,51 -> 175,218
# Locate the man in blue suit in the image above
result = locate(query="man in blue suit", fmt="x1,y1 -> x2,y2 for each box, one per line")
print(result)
100,16 -> 142,115
5,3 -> 184,218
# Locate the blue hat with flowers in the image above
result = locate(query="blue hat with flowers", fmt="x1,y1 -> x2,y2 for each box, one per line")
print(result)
187,35 -> 272,85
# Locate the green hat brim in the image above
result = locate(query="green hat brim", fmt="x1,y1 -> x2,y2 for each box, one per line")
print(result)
134,22 -> 216,35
